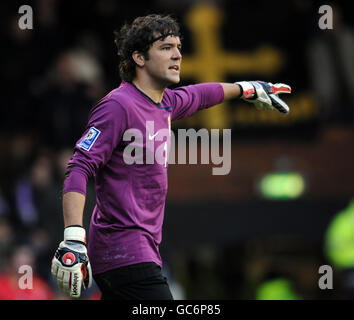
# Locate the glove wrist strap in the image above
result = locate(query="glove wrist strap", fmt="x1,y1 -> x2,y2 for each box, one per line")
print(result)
64,226 -> 86,244
235,81 -> 255,99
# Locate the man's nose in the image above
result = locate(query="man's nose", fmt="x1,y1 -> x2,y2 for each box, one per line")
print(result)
172,48 -> 182,59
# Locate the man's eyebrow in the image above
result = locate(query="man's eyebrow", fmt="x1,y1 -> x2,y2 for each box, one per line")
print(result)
158,42 -> 182,48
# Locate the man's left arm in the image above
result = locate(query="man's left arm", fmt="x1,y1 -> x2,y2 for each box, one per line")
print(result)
220,82 -> 242,100
169,80 -> 291,121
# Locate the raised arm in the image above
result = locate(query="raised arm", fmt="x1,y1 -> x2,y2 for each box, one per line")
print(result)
170,80 -> 291,121
220,82 -> 242,100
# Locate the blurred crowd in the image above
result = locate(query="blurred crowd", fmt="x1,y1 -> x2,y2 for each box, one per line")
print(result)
0,0 -> 118,299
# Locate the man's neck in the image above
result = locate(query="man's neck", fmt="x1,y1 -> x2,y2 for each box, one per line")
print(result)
132,78 -> 165,104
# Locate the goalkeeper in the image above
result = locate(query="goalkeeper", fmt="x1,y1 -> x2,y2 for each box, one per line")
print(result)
51,14 -> 291,299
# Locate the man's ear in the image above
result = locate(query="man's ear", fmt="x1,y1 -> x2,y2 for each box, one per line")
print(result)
132,51 -> 145,67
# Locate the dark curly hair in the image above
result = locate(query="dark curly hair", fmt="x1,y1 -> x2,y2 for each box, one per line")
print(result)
114,14 -> 181,82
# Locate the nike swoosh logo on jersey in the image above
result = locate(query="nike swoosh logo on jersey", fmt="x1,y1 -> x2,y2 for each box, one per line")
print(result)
148,132 -> 159,140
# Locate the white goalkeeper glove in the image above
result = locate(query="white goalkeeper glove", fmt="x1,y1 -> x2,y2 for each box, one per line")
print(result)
51,226 -> 92,298
236,81 -> 291,114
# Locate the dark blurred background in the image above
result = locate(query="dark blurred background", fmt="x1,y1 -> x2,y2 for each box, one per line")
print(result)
0,0 -> 353,299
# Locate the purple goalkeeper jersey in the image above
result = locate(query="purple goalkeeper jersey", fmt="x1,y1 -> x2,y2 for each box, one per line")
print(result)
63,81 -> 224,274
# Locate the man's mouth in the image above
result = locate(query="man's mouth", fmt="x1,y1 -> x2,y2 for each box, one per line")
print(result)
169,65 -> 180,72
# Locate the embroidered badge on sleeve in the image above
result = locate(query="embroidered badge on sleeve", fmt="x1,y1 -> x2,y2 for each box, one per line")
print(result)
78,127 -> 101,151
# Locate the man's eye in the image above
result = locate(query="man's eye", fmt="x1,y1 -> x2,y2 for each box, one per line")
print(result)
162,47 -> 170,50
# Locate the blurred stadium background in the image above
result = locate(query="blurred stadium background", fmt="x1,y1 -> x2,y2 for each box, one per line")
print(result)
0,0 -> 354,299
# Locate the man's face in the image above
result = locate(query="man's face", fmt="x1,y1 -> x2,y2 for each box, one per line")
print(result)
143,35 -> 182,87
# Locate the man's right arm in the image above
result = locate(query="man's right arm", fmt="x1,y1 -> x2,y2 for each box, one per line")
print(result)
63,191 -> 86,227
52,97 -> 128,298
52,190 -> 92,298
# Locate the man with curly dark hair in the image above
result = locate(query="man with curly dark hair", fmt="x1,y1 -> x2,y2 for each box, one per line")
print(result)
51,14 -> 291,300
115,14 -> 182,83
